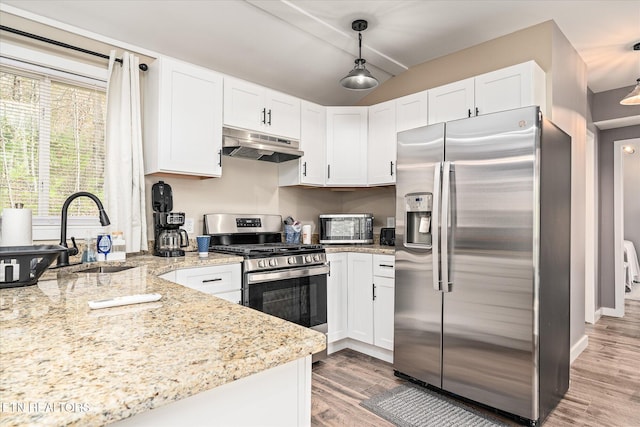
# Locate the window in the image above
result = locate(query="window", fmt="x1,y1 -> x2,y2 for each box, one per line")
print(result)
0,64 -> 107,239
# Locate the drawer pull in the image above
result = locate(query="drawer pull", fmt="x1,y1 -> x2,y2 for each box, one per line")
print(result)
379,264 -> 394,268
202,278 -> 223,283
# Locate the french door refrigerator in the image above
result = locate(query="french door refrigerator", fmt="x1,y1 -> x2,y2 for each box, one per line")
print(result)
393,106 -> 571,426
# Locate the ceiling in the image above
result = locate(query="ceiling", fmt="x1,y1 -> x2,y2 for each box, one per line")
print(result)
2,0 -> 639,106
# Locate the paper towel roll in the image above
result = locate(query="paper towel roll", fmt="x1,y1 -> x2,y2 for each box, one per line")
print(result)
302,224 -> 312,244
1,208 -> 33,246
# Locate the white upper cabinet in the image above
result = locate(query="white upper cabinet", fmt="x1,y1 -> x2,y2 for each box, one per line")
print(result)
279,101 -> 326,186
223,77 -> 300,139
428,61 -> 546,124
474,60 -> 546,116
395,90 -> 429,132
367,100 -> 396,185
143,56 -> 223,177
326,107 -> 368,186
428,78 -> 475,124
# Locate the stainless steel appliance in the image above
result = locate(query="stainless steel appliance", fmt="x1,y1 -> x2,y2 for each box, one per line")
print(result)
319,213 -> 374,244
394,106 -> 571,426
379,227 -> 395,246
222,127 -> 303,163
152,181 -> 189,257
204,213 -> 328,361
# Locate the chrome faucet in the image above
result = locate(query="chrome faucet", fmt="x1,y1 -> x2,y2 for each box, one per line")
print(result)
56,192 -> 111,267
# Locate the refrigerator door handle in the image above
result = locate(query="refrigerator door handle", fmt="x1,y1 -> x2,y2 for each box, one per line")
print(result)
441,161 -> 452,292
432,162 -> 442,291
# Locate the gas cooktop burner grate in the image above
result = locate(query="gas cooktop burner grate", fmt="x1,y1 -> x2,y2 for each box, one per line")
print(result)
209,243 -> 323,255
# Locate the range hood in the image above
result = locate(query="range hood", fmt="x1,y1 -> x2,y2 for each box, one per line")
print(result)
222,127 -> 303,163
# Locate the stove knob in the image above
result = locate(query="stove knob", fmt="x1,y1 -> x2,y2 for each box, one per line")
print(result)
305,255 -> 312,263
269,259 -> 277,267
288,257 -> 296,265
258,260 -> 266,268
313,254 -> 320,262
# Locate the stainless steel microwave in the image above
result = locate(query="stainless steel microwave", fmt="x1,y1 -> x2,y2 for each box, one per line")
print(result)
319,214 -> 374,244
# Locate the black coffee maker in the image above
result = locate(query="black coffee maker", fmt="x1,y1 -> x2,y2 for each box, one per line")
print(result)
152,181 -> 189,257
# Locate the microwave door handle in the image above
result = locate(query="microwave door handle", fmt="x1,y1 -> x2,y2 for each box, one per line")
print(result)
432,162 -> 442,291
441,161 -> 452,293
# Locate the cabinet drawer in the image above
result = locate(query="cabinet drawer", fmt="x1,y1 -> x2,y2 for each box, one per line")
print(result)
373,255 -> 395,278
174,264 -> 241,295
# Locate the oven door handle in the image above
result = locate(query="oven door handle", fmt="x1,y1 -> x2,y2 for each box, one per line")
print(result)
247,264 -> 330,284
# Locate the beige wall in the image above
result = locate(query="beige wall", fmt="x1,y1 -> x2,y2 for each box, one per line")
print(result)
144,157 -> 394,238
548,24 -> 588,349
0,11 -> 155,67
358,21 -> 553,109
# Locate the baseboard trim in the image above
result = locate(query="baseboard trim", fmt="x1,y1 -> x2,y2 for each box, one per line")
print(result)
570,334 -> 589,364
328,339 -> 393,363
594,308 -> 602,323
601,306 -> 624,317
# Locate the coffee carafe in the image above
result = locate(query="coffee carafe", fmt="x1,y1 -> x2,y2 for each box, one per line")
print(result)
152,181 -> 189,257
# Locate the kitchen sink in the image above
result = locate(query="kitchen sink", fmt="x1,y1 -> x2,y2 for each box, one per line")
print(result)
81,266 -> 135,274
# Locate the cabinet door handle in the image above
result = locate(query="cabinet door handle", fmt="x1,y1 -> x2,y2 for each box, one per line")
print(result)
390,161 -> 394,176
379,264 -> 394,268
261,108 -> 266,124
202,278 -> 223,283
327,164 -> 331,180
373,283 -> 376,300
303,161 -> 307,177
218,149 -> 222,167
468,108 -> 472,118
327,261 -> 331,277
267,109 -> 272,126
475,107 -> 479,116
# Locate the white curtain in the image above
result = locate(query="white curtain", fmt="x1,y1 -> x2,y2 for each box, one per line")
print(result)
105,51 -> 147,252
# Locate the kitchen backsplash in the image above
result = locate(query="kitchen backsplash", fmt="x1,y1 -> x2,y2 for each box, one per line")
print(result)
144,156 -> 396,239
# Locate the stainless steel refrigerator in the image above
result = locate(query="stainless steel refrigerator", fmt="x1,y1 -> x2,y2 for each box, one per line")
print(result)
393,106 -> 570,426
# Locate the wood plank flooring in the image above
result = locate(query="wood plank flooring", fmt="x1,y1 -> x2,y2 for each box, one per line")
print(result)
311,300 -> 640,427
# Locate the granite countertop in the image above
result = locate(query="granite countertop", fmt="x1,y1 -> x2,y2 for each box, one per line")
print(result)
0,253 -> 326,426
323,244 -> 395,255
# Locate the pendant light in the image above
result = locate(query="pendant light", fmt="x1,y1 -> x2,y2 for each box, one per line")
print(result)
620,42 -> 640,105
620,78 -> 640,105
340,19 -> 379,90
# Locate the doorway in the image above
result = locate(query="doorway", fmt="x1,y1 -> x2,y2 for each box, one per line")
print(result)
608,138 -> 640,317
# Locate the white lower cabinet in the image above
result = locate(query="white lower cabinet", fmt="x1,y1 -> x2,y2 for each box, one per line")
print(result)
372,255 -> 395,351
169,264 -> 242,304
327,252 -> 395,361
113,356 -> 312,427
347,253 -> 374,344
326,253 -> 348,343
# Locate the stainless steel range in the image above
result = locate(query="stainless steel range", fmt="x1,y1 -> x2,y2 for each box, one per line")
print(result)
204,213 -> 328,362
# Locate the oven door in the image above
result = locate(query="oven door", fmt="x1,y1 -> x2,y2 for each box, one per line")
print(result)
245,264 -> 329,329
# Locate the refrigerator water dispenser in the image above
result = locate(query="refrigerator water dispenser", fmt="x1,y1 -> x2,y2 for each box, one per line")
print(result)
404,192 -> 432,247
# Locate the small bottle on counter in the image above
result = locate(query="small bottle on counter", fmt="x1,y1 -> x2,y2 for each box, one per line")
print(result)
109,231 -> 126,261
96,233 -> 112,261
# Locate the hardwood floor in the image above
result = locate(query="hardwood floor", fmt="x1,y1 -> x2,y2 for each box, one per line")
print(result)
311,299 -> 640,427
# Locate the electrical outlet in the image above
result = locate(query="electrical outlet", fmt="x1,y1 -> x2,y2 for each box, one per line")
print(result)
184,218 -> 195,234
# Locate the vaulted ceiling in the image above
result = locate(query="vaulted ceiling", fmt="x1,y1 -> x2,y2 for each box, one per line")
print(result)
2,0 -> 638,106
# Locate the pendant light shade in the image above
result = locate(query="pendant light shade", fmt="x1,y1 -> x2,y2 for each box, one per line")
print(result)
620,78 -> 640,105
340,20 -> 379,90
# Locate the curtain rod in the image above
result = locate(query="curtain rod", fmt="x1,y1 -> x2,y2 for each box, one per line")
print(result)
0,25 -> 148,71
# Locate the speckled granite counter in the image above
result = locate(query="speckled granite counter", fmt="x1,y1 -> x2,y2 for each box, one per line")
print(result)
0,253 -> 326,426
323,244 -> 395,255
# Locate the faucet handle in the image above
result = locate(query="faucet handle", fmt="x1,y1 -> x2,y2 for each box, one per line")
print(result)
68,236 -> 79,256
